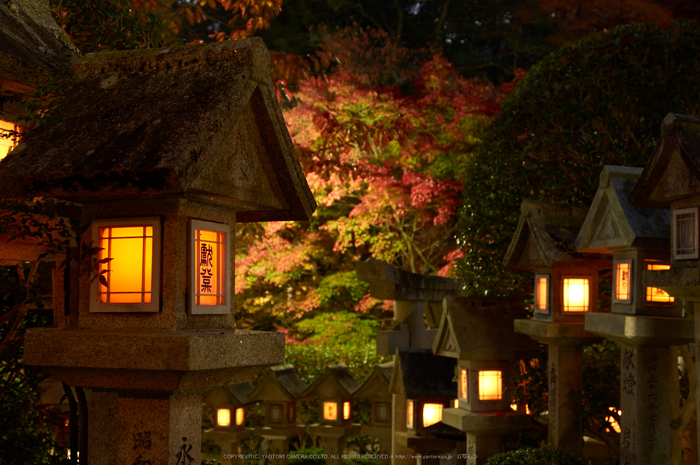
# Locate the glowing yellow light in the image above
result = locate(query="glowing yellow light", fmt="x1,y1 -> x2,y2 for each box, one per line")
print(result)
407,400 -> 414,429
99,226 -> 153,303
343,401 -> 351,420
510,403 -> 518,411
453,399 -> 459,408
235,407 -> 244,426
422,403 -> 443,427
195,229 -> 226,306
460,368 -> 468,400
605,407 -> 621,433
645,262 -> 674,303
535,276 -> 549,311
323,402 -> 337,421
562,278 -> 589,312
0,120 -> 18,160
615,262 -> 631,301
217,408 -> 231,427
478,370 -> 502,400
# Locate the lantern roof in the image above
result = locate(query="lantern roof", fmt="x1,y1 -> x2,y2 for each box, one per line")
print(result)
203,382 -> 255,408
432,297 -> 539,361
302,365 -> 360,399
389,348 -> 455,398
355,257 -> 462,301
503,199 -> 589,270
575,165 -> 670,254
0,38 -> 316,222
248,364 -> 307,403
628,113 -> 700,209
353,362 -> 393,401
0,0 -> 80,96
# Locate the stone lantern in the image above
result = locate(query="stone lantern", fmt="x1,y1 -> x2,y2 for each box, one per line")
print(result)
203,383 -> 255,464
390,348 -> 458,465
304,365 -> 361,464
353,362 -> 394,463
0,38 -> 316,464
625,113 -> 700,463
248,365 -> 307,464
575,164 -> 694,465
433,296 -> 538,465
504,200 -> 608,455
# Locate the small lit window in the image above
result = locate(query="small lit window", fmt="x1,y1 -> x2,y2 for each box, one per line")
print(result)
0,120 -> 19,160
189,219 -> 231,314
478,370 -> 502,401
407,400 -> 414,429
674,208 -> 699,259
422,403 -> 443,427
217,408 -> 231,427
459,368 -> 468,400
562,278 -> 590,312
535,274 -> 550,313
645,261 -> 674,303
235,407 -> 245,426
323,401 -> 337,421
614,260 -> 632,304
343,401 -> 351,420
91,217 -> 161,313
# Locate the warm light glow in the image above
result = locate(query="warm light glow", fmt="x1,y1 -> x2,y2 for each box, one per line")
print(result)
217,408 -> 231,427
235,407 -> 244,426
535,275 -> 549,312
194,229 -> 226,306
324,401 -> 337,421
99,225 -> 153,303
562,278 -> 590,312
510,403 -> 518,411
407,400 -> 414,429
606,407 -> 621,433
460,368 -> 468,400
343,401 -> 351,420
478,370 -> 502,400
422,403 -> 443,427
614,262 -> 631,301
645,262 -> 674,303
453,399 -> 459,408
0,120 -> 18,160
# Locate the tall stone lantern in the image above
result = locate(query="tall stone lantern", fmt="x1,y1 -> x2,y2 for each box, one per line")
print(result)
576,164 -> 694,465
0,39 -> 316,465
504,200 -> 608,455
353,362 -> 394,464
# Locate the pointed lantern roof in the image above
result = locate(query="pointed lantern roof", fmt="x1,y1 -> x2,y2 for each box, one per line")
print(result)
503,199 -> 589,269
628,113 -> 700,208
0,38 -> 316,222
248,365 -> 307,404
389,348 -> 455,398
575,165 -> 670,254
302,365 -> 360,399
203,382 -> 255,408
432,297 -> 538,361
353,362 -> 393,401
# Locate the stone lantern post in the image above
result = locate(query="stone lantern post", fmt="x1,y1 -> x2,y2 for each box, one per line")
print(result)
504,200 -> 609,455
0,39 -> 316,465
353,362 -> 394,464
433,296 -> 538,465
575,164 -> 694,465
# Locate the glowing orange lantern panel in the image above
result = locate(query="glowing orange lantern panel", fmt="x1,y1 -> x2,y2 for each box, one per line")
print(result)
407,400 -> 414,429
562,278 -> 590,312
194,229 -> 226,306
478,370 -> 502,401
324,402 -> 337,421
645,262 -> 674,303
235,407 -> 244,426
99,226 -> 153,303
614,262 -> 631,302
535,275 -> 549,312
217,408 -> 231,427
343,401 -> 351,420
422,403 -> 443,427
0,120 -> 18,160
459,369 -> 468,400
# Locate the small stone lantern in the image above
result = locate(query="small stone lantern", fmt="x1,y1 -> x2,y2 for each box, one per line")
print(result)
304,365 -> 361,465
203,383 -> 255,464
248,364 -> 307,463
433,297 -> 538,465
354,362 -> 394,463
504,200 -> 607,455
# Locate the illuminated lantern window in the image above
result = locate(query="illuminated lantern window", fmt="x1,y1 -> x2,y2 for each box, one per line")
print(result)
269,404 -> 282,422
376,402 -> 389,422
422,403 -> 443,427
0,120 -> 18,160
323,401 -> 338,421
645,261 -> 675,303
674,208 -> 699,259
343,401 -> 351,420
407,400 -> 414,429
614,260 -> 632,303
189,220 -> 231,314
478,370 -> 502,401
562,278 -> 590,312
235,407 -> 245,426
453,399 -> 459,408
535,275 -> 550,313
217,408 -> 231,427
459,368 -> 468,400
605,407 -> 621,433
91,217 -> 161,313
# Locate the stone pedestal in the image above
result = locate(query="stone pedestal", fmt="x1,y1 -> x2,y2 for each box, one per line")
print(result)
203,429 -> 253,465
253,426 -> 305,465
307,424 -> 361,465
585,312 -> 694,465
361,425 -> 392,465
